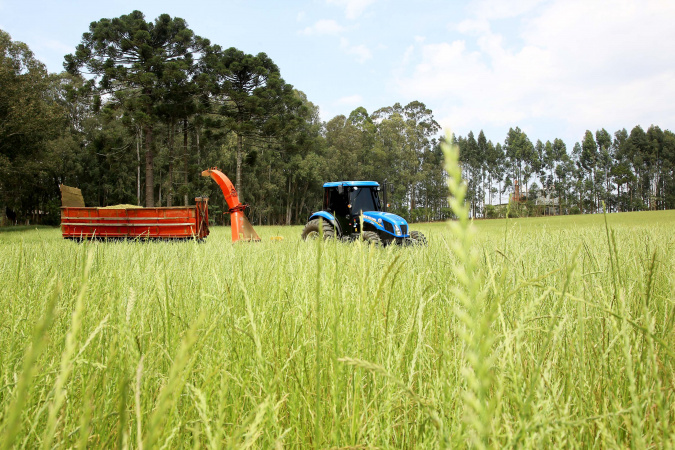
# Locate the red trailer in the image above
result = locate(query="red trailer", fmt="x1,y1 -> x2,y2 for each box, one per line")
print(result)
60,168 -> 258,242
60,195 -> 210,241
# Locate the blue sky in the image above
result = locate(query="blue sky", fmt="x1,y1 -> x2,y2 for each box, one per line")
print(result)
1,0 -> 674,147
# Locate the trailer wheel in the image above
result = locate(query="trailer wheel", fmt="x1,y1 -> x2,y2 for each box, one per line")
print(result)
408,230 -> 428,246
362,231 -> 382,246
302,219 -> 335,240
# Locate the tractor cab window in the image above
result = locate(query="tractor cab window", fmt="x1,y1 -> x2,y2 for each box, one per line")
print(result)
326,188 -> 349,216
349,187 -> 380,214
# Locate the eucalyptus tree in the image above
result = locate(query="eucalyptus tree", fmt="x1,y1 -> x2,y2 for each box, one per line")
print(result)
570,142 -> 584,210
660,129 -> 675,208
594,129 -> 613,208
324,113 -> 366,181
1,29 -> 64,222
369,101 -> 439,215
419,141 -> 447,220
551,138 -> 568,211
523,137 -> 540,200
460,131 -> 481,216
551,139 -> 567,170
402,101 -> 440,211
371,105 -> 408,208
504,127 -> 534,197
624,125 -> 649,208
543,140 -> 554,195
492,142 -> 506,205
580,131 -> 598,211
644,125 -> 675,209
484,139 -> 500,205
610,128 -> 632,210
477,130 -> 489,208
373,102 -> 440,211
555,156 -> 574,214
271,90 -> 322,225
65,10 -> 204,207
535,139 -> 546,193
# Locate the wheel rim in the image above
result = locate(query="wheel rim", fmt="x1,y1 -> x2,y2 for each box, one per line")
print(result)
306,230 -> 320,240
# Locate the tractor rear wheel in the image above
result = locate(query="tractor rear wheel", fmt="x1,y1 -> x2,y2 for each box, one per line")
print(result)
362,231 -> 382,246
301,219 -> 335,241
408,230 -> 428,246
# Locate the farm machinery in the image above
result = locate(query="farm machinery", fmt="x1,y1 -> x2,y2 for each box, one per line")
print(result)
200,168 -> 260,242
302,181 -> 427,246
60,168 -> 259,242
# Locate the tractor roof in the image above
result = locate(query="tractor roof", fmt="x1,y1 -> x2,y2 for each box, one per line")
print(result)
323,181 -> 379,188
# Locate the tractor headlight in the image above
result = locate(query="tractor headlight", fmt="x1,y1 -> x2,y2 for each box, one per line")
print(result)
394,224 -> 401,235
377,218 -> 383,226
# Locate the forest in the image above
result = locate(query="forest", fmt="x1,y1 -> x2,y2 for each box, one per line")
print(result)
2,11 -> 674,226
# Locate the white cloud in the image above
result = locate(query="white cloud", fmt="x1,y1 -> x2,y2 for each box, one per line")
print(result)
395,0 -> 675,141
455,19 -> 489,35
296,11 -> 307,22
349,44 -> 372,63
300,19 -> 345,36
466,0 -> 546,20
327,0 -> 377,19
340,38 -> 372,63
402,45 -> 415,65
299,20 -> 371,63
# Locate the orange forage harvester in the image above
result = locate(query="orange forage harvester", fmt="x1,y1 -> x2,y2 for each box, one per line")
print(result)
201,168 -> 260,243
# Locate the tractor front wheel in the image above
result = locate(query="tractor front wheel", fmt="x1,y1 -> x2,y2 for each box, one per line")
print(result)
406,230 -> 428,246
362,231 -> 382,246
301,219 -> 335,241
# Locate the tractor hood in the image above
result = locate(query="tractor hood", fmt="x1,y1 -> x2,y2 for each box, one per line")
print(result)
362,211 -> 409,237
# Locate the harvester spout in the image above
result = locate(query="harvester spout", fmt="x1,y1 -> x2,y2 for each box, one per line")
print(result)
201,168 -> 261,242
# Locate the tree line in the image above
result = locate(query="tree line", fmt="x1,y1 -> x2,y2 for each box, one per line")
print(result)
455,125 -> 675,218
1,11 -> 674,226
0,11 -> 443,226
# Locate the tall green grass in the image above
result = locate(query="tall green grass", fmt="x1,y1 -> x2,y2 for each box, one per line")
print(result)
1,184 -> 674,445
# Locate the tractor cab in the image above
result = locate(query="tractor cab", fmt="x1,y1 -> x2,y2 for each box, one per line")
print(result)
323,181 -> 382,233
302,181 -> 427,246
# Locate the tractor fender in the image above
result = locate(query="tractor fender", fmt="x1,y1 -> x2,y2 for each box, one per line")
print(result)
309,211 -> 342,236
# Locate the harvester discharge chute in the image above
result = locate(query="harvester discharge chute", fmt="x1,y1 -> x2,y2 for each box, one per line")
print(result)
201,168 -> 261,243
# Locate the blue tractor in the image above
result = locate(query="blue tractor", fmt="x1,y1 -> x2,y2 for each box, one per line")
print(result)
301,181 -> 427,246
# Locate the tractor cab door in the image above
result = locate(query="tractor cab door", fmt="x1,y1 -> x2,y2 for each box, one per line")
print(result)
325,187 -> 350,231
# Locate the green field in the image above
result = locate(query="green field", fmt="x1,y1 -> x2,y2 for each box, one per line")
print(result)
1,209 -> 674,448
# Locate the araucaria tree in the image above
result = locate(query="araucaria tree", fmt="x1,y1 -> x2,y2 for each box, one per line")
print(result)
201,46 -> 298,202
65,10 -> 204,207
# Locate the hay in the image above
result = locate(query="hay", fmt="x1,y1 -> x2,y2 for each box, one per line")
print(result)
101,204 -> 144,209
60,185 -> 85,207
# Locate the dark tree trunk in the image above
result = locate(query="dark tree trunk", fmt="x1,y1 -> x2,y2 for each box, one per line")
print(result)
137,127 -> 142,206
167,120 -> 174,207
285,178 -> 293,225
183,118 -> 189,206
295,182 -> 309,224
236,132 -> 243,202
144,127 -> 154,208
